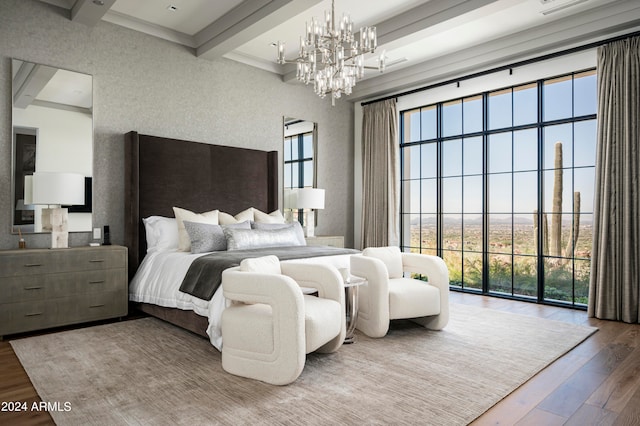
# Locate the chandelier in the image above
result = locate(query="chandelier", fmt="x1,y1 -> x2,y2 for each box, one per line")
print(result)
276,0 -> 385,105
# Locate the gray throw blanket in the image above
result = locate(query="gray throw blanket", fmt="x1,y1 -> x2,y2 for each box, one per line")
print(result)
179,246 -> 360,300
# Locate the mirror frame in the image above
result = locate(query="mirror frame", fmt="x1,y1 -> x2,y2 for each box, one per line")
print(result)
10,58 -> 94,234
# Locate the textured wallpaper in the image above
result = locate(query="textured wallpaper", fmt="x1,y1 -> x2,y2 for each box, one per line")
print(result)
0,0 -> 354,250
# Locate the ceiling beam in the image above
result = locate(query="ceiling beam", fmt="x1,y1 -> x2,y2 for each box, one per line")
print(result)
13,63 -> 58,109
71,0 -> 117,27
373,0 -> 499,47
350,0 -> 640,101
196,0 -> 323,60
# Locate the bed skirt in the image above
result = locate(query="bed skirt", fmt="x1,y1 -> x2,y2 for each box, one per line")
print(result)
133,303 -> 209,338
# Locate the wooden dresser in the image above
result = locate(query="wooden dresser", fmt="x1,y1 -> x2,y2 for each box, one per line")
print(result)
0,245 -> 128,337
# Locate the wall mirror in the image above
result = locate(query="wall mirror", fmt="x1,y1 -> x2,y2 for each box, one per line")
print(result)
282,117 -> 317,222
11,59 -> 93,234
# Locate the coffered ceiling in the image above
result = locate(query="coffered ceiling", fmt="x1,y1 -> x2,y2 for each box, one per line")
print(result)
40,0 -> 640,102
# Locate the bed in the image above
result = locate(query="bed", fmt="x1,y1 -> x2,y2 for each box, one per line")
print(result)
124,132 -> 355,350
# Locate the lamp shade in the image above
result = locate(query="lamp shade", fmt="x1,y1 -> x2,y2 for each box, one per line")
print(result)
283,188 -> 299,210
31,172 -> 85,205
296,188 -> 325,210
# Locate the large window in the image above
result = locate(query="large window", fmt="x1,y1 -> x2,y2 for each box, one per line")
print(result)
400,70 -> 596,307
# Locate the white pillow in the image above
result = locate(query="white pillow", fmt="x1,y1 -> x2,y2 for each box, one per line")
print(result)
172,207 -> 219,252
239,255 -> 282,274
251,221 -> 306,246
218,207 -> 254,225
142,216 -> 178,253
363,246 -> 404,279
224,227 -> 304,251
183,220 -> 251,254
253,209 -> 285,224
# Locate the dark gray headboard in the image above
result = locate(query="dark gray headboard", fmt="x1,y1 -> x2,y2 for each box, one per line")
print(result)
124,131 -> 278,279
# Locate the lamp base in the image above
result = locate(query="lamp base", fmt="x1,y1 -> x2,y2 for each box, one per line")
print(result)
303,210 -> 315,238
42,207 -> 69,249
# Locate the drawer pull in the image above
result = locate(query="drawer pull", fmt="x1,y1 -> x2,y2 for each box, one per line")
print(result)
23,286 -> 43,290
25,312 -> 43,317
89,280 -> 105,284
89,304 -> 105,308
24,263 -> 42,267
89,259 -> 105,263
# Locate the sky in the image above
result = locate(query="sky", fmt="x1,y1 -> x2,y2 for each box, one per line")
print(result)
401,72 -> 597,222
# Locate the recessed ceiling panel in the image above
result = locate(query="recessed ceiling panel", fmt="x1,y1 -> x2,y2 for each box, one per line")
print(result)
110,0 -> 244,35
39,69 -> 92,109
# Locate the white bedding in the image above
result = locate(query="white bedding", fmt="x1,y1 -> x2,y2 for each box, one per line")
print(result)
129,249 -> 353,350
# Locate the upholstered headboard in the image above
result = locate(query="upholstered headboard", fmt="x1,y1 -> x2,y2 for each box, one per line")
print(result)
124,131 -> 278,278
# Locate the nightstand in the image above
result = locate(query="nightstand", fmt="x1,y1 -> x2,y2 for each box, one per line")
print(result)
304,235 -> 345,248
0,245 -> 128,337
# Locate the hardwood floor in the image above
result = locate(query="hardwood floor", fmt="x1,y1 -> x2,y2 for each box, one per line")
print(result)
0,341 -> 53,425
454,292 -> 640,426
1,294 -> 639,425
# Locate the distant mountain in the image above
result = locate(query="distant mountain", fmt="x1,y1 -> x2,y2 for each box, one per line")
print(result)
408,215 -> 593,226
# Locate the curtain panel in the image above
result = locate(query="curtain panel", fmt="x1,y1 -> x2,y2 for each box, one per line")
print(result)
588,36 -> 640,323
361,99 -> 398,248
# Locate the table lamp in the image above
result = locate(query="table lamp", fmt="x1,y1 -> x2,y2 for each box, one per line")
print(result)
28,172 -> 85,248
296,188 -> 325,237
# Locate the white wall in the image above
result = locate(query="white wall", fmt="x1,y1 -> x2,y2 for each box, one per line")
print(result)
353,50 -> 597,249
13,105 -> 92,175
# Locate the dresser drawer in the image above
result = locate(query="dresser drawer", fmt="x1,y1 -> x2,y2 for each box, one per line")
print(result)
0,291 -> 127,335
305,236 -> 345,248
0,269 -> 126,303
0,300 -> 53,335
70,248 -> 126,272
73,291 -> 128,323
0,277 -> 46,303
0,252 -> 57,277
0,247 -> 126,278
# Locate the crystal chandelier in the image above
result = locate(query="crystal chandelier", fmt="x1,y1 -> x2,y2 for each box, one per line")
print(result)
276,0 -> 385,105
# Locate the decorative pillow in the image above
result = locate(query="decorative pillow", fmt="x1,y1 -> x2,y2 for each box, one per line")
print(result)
253,209 -> 286,224
183,220 -> 251,254
363,246 -> 404,279
142,216 -> 178,253
239,255 -> 282,275
173,207 -> 219,252
224,227 -> 304,251
251,221 -> 306,246
218,208 -> 254,225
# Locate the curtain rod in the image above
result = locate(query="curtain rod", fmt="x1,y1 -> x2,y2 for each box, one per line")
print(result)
360,30 -> 640,107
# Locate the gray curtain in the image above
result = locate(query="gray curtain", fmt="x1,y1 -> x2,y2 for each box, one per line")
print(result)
361,99 -> 398,248
588,36 -> 640,323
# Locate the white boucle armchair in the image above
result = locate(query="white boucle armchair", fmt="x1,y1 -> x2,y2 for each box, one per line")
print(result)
220,256 -> 345,385
350,246 -> 449,338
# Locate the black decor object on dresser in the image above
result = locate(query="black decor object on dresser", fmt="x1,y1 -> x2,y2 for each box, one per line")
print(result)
0,245 -> 128,338
103,225 -> 111,245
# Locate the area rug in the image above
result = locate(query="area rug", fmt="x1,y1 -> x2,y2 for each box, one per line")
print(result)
11,304 -> 596,426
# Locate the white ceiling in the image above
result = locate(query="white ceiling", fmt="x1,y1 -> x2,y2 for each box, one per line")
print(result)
40,0 -> 640,102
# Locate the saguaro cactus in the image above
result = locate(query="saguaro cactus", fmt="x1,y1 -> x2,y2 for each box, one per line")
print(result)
550,142 -> 563,256
535,142 -> 580,259
565,192 -> 581,257
543,213 -> 549,256
533,210 -> 550,256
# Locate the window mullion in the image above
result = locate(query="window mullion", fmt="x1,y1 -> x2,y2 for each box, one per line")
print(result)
537,79 -> 545,303
481,92 -> 489,294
